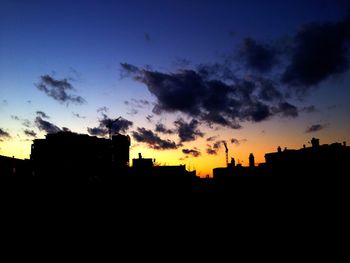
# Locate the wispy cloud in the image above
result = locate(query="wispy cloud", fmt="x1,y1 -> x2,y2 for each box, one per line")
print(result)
36,74 -> 86,105
305,124 -> 327,133
0,128 -> 11,141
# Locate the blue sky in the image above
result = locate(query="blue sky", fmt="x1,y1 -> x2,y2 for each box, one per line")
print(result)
1,0 -> 350,175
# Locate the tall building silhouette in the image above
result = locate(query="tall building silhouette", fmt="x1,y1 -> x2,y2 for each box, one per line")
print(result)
30,131 -> 130,181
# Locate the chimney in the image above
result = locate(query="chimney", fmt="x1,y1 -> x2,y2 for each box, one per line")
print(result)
138,153 -> 142,159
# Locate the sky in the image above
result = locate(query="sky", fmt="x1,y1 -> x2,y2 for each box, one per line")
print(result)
1,0 -> 350,176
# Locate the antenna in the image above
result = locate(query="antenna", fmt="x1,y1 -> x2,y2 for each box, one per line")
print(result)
106,116 -> 121,139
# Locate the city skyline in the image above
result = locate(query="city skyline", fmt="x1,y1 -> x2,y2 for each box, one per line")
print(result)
1,0 -> 350,176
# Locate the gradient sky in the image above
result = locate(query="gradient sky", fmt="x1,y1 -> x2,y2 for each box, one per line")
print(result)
1,0 -> 350,176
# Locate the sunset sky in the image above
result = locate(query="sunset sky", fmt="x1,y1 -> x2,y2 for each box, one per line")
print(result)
1,0 -> 350,176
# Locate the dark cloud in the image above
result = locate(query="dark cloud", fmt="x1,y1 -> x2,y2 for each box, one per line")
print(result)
36,74 -> 86,105
197,62 -> 237,81
87,113 -> 133,137
22,119 -> 32,128
86,127 -> 106,136
124,99 -> 150,116
206,147 -> 218,155
122,15 -> 350,130
305,124 -> 327,133
24,129 -> 37,138
97,106 -> 109,113
120,63 -> 141,78
34,117 -> 61,134
255,78 -> 282,102
155,123 -> 174,134
122,64 -> 297,129
36,111 -> 50,119
182,148 -> 201,157
206,140 -> 225,155
125,99 -> 150,108
0,128 -> 11,140
231,138 -> 247,145
301,105 -> 317,113
239,37 -> 278,73
127,109 -> 138,116
68,67 -> 82,82
72,112 -> 86,119
174,118 -> 204,142
132,127 -> 177,150
146,114 -> 154,122
11,115 -> 20,121
206,136 -> 218,142
231,138 -> 239,145
272,102 -> 298,118
213,141 -> 223,150
282,14 -> 350,90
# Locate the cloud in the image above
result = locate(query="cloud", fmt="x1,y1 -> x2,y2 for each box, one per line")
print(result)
34,117 -> 61,134
124,99 -> 150,108
35,74 -> 86,105
272,102 -> 298,118
206,136 -> 218,142
11,115 -> 20,121
132,127 -> 178,150
121,15 -> 350,130
0,128 -> 11,140
206,140 -> 225,155
301,105 -> 317,113
124,99 -> 150,115
146,114 -> 154,122
24,129 -> 37,138
120,63 -> 141,78
174,118 -> 204,142
239,37 -> 278,73
206,147 -> 218,155
72,112 -> 86,119
121,64 -> 300,129
155,123 -> 174,134
22,119 -> 32,128
36,111 -> 50,119
182,148 -> 201,157
282,14 -> 350,90
231,138 -> 239,145
305,124 -> 327,133
87,112 -> 133,137
255,78 -> 282,102
97,106 -> 109,113
230,138 -> 247,145
11,115 -> 32,128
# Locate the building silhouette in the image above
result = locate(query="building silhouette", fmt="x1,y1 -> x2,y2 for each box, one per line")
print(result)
30,131 -> 130,182
264,137 -> 349,179
1,134 -> 349,195
212,137 -> 349,183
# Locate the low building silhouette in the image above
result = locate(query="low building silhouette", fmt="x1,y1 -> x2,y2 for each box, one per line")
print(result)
0,155 -> 30,178
131,153 -> 196,179
264,137 -> 350,179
